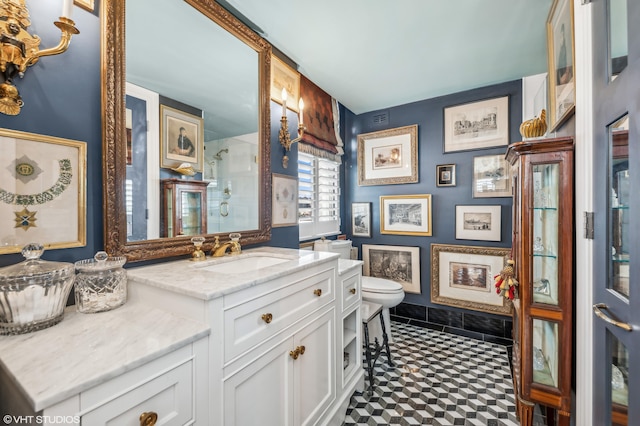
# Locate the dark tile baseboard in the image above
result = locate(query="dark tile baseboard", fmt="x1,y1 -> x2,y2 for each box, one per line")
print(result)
390,302 -> 513,347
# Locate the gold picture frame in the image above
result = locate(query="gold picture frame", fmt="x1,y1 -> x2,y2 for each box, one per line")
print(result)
74,0 -> 94,12
0,129 -> 86,253
357,125 -> 418,186
547,0 -> 575,132
160,104 -> 204,172
380,194 -> 432,236
431,244 -> 512,315
270,55 -> 300,112
272,173 -> 298,227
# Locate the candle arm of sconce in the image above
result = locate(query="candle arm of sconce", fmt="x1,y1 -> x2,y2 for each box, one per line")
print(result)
27,18 -> 79,66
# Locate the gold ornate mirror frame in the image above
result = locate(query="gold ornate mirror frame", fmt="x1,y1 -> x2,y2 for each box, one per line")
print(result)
102,0 -> 272,262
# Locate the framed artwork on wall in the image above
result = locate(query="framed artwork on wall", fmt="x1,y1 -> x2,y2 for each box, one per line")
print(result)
351,202 -> 372,237
160,104 -> 204,172
443,96 -> 509,153
436,164 -> 456,187
472,154 -> 512,198
430,244 -> 512,315
380,194 -> 432,236
272,173 -> 298,227
0,129 -> 86,253
357,125 -> 418,186
546,0 -> 575,132
270,55 -> 300,112
363,244 -> 421,294
455,205 -> 501,241
74,0 -> 94,12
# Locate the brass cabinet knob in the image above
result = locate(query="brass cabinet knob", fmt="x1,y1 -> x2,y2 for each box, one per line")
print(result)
261,313 -> 273,324
350,288 -> 356,295
289,345 -> 306,360
140,412 -> 158,426
313,289 -> 322,297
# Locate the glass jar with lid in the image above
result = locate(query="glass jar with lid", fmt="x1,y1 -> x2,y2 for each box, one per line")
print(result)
0,243 -> 75,335
74,251 -> 127,313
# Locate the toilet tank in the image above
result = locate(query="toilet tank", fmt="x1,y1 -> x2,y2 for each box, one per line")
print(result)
313,239 -> 353,260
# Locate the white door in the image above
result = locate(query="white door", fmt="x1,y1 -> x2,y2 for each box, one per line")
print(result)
591,0 -> 639,424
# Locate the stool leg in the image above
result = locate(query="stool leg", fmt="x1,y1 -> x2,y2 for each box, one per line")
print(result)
363,322 -> 374,396
379,312 -> 393,366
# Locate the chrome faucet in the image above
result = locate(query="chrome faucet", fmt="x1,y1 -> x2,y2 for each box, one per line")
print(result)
211,233 -> 242,257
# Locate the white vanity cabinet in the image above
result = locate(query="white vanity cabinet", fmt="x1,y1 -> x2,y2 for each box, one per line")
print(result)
126,248 -> 363,426
223,308 -> 335,426
0,303 -> 210,426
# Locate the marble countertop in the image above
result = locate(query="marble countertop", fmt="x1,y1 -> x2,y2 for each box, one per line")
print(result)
0,300 -> 210,411
338,258 -> 363,275
126,247 -> 340,300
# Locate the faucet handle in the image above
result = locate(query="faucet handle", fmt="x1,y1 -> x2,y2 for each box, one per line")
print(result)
229,233 -> 241,254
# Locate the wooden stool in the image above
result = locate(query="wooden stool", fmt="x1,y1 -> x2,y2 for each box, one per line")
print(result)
361,301 -> 393,395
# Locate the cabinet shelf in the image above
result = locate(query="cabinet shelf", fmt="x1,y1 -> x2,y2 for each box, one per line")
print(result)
533,252 -> 558,259
533,207 -> 558,212
343,328 -> 357,349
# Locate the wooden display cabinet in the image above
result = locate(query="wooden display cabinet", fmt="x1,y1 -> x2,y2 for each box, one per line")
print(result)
505,136 -> 574,426
161,178 -> 209,237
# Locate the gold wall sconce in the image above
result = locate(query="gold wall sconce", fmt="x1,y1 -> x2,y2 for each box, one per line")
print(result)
278,88 -> 305,168
0,0 -> 79,115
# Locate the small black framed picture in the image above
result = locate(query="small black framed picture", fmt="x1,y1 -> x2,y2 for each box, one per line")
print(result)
436,164 -> 456,187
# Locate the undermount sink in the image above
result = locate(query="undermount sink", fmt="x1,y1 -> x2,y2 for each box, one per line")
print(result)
196,254 -> 292,274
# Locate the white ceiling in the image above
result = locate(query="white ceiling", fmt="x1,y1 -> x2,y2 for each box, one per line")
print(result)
224,0 -> 554,114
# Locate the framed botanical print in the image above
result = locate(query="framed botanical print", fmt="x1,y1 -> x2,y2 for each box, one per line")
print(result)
357,125 -> 418,186
272,173 -> 298,227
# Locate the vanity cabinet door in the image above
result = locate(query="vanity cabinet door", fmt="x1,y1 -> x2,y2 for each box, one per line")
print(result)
223,337 -> 294,426
294,308 -> 336,426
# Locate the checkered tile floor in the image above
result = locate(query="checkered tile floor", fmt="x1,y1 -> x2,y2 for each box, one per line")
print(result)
342,321 -> 526,426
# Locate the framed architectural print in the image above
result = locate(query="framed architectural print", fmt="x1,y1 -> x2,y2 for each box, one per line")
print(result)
160,104 -> 204,172
380,194 -> 432,236
472,154 -> 512,198
444,96 -> 509,153
431,244 -> 511,315
270,55 -> 300,112
547,0 -> 575,132
0,129 -> 86,253
351,202 -> 372,237
357,125 -> 418,186
272,173 -> 298,227
363,244 -> 421,294
436,164 -> 456,187
455,205 -> 501,241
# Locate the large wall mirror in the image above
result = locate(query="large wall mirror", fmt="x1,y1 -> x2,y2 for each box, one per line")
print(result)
102,0 -> 272,262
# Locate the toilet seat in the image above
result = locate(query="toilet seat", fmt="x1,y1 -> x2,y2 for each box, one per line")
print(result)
362,276 -> 404,294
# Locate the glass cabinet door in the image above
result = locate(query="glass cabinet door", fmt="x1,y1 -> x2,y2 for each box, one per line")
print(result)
532,318 -> 559,388
180,190 -> 203,236
532,163 -> 560,305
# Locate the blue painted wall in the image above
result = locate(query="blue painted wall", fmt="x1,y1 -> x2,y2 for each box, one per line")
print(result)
0,3 -> 521,335
341,80 -> 522,326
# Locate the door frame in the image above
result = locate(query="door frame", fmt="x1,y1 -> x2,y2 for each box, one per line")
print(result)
573,0 -> 594,425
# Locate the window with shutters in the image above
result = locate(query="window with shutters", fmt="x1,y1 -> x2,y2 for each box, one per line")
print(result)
298,152 -> 341,240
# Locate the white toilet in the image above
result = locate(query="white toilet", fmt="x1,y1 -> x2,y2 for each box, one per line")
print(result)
313,239 -> 405,343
